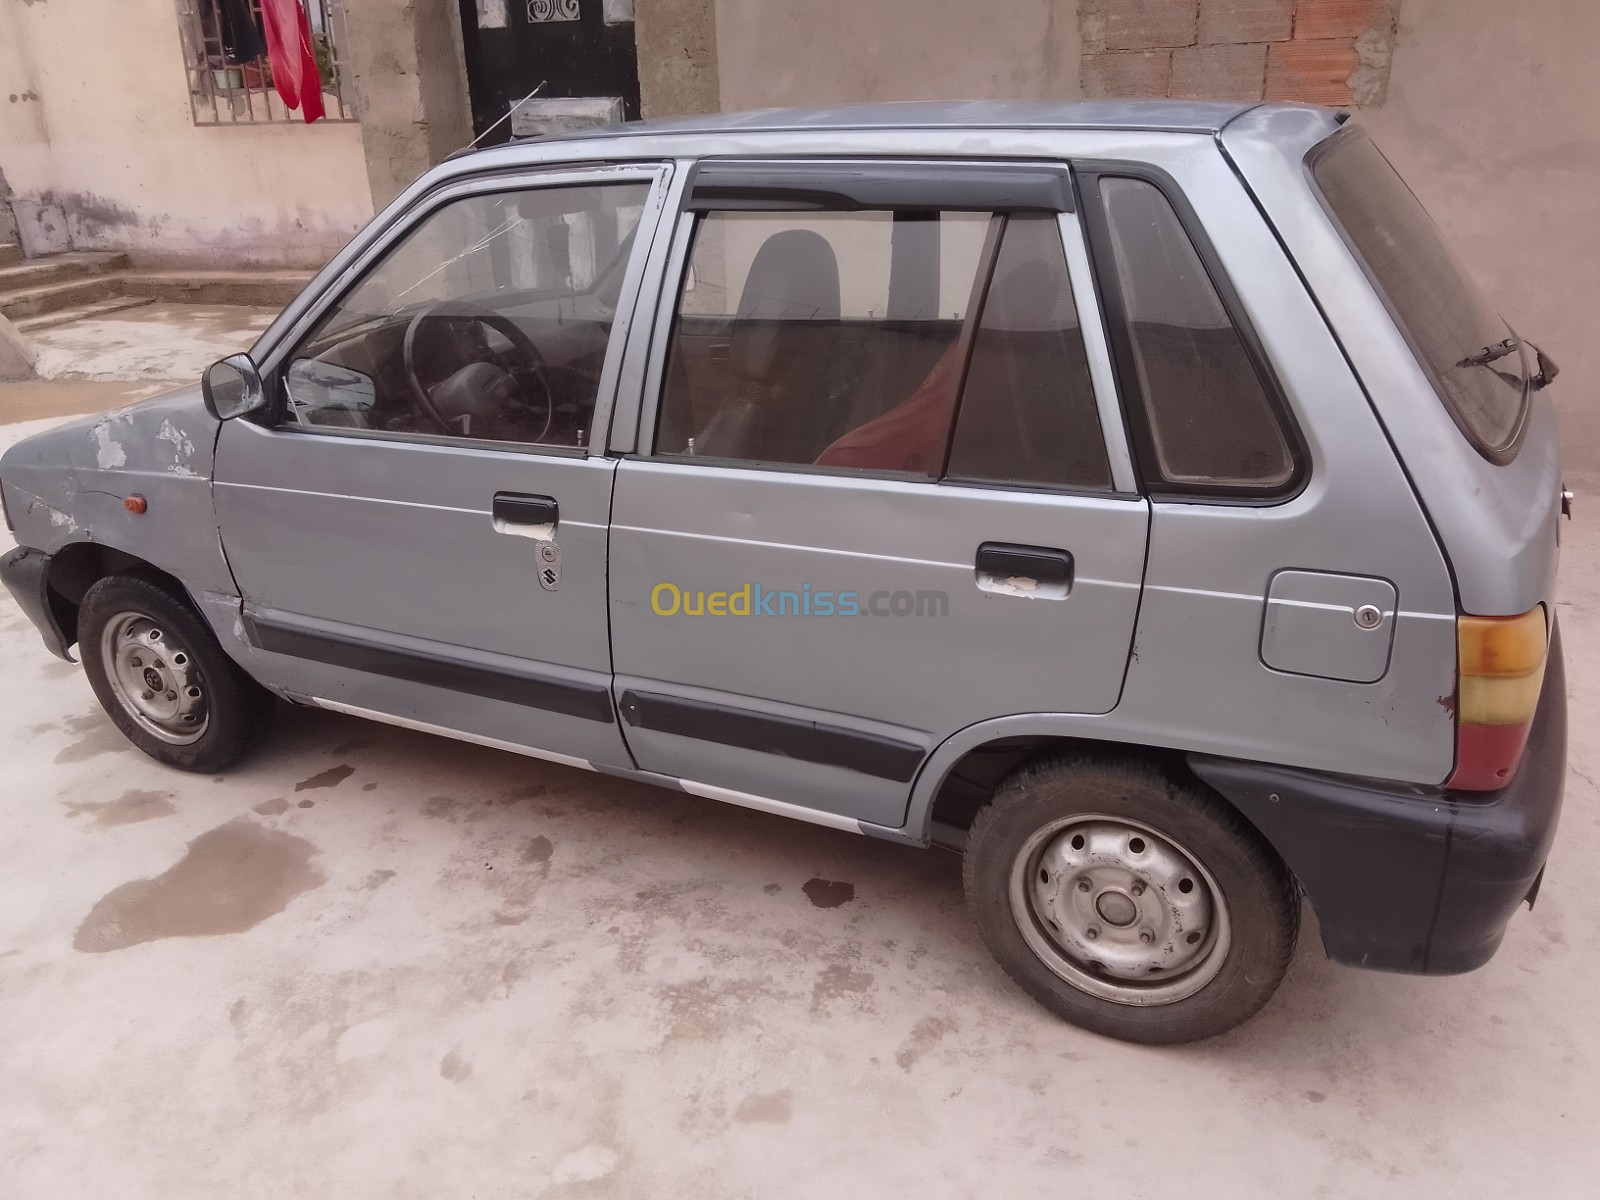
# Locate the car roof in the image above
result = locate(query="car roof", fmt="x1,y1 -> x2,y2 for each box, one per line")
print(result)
531,99 -> 1279,143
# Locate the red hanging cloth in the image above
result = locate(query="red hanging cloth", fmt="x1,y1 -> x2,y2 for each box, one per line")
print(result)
260,0 -> 326,124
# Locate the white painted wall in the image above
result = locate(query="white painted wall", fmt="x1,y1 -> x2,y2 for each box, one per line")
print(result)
0,0 -> 373,268
0,0 -> 52,247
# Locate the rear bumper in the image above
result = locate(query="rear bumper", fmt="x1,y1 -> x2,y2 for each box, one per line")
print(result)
0,546 -> 75,661
1191,622 -> 1567,975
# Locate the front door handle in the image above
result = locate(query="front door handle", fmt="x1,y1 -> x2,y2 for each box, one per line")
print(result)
492,491 -> 558,535
975,542 -> 1073,598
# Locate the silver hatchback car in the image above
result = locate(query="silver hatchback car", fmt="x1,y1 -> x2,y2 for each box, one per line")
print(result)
1,101 -> 1568,1044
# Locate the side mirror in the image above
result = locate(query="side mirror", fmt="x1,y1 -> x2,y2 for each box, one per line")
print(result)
202,354 -> 266,421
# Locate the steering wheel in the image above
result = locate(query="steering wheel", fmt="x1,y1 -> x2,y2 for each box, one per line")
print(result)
401,300 -> 554,439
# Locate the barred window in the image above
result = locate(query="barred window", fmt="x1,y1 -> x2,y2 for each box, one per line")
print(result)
176,0 -> 357,125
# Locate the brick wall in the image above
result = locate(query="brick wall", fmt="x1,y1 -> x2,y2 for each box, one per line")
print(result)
1081,0 -> 1400,106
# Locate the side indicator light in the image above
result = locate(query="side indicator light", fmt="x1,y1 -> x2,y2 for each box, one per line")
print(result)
125,495 -> 148,515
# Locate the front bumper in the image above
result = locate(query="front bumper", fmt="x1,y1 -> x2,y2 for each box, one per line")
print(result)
1191,622 -> 1567,975
0,546 -> 75,661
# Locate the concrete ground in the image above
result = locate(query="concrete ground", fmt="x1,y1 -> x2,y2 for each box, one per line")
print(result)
2,320 -> 1599,1196
23,303 -> 276,384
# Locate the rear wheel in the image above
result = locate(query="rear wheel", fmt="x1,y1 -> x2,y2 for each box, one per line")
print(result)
78,575 -> 274,773
964,755 -> 1298,1044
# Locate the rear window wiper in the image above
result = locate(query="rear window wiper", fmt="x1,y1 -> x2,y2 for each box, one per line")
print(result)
1457,337 -> 1521,368
1528,341 -> 1561,391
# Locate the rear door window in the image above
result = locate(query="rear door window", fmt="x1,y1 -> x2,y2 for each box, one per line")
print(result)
947,212 -> 1111,490
1310,128 -> 1528,458
653,173 -> 1112,491
656,208 -> 988,475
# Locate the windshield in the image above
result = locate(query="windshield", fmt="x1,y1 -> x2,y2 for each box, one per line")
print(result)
1310,127 -> 1527,457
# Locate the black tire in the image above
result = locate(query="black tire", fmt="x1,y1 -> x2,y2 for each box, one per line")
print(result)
964,755 -> 1298,1045
78,574 -> 275,773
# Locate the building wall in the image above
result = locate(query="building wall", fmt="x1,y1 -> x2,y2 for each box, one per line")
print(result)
637,0 -> 721,117
1079,0 -> 1400,104
714,0 -> 1081,109
0,0 -> 50,247
343,0 -> 473,210
0,0 -> 374,268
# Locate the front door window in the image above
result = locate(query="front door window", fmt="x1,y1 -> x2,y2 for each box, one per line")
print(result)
284,181 -> 650,448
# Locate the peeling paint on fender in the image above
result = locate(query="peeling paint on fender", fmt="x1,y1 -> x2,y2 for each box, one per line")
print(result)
92,423 -> 126,469
157,418 -> 199,476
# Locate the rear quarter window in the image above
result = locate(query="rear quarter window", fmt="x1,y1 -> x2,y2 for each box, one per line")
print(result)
1309,127 -> 1528,460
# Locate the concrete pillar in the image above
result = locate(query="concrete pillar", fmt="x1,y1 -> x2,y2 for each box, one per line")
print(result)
341,0 -> 475,211
636,0 -> 722,118
0,0 -> 54,255
0,313 -> 37,383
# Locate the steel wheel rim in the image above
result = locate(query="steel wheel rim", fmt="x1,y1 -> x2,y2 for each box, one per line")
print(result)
100,611 -> 209,746
1009,813 -> 1231,1006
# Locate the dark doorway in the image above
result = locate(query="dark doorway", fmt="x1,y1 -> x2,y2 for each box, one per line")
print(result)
456,0 -> 641,144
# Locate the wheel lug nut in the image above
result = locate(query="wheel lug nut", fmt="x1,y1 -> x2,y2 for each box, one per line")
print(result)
130,656 -> 142,668
1131,882 -> 1145,896
141,691 -> 154,701
166,691 -> 177,701
1139,929 -> 1154,944
1086,926 -> 1100,940
1077,880 -> 1092,893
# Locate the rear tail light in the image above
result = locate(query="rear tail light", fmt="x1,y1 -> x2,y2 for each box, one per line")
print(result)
1448,606 -> 1547,790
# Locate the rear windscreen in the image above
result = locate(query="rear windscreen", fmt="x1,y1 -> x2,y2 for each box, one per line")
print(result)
1310,128 -> 1527,458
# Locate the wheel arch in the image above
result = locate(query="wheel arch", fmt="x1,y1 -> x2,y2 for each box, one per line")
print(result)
910,716 -> 1216,849
44,540 -> 200,654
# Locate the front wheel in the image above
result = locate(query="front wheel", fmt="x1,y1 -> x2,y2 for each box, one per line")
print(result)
964,756 -> 1298,1044
78,574 -> 274,773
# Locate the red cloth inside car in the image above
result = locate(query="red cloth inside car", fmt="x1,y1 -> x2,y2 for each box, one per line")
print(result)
813,341 -> 964,476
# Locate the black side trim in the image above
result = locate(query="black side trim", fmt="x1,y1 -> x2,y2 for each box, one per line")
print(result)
245,615 -> 615,724
1191,623 -> 1566,975
686,160 -> 1074,213
618,689 -> 925,783
0,546 -> 75,661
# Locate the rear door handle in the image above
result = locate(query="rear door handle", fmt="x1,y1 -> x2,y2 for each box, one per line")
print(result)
975,542 -> 1073,597
492,491 -> 558,535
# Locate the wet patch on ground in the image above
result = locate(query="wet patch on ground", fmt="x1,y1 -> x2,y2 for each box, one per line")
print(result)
252,798 -> 290,816
64,788 -> 175,826
733,1090 -> 793,1124
801,877 -> 856,908
74,819 -> 324,952
423,795 -> 461,820
809,961 -> 875,1014
294,764 -> 355,792
53,713 -> 129,764
439,1049 -> 472,1083
895,1015 -> 956,1070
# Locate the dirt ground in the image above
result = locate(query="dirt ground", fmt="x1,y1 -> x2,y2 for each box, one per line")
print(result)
2,310 -> 1599,1198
